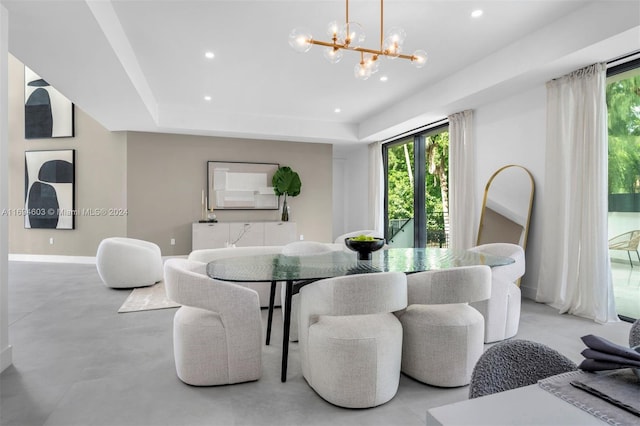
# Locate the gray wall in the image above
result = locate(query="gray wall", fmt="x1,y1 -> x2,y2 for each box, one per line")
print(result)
126,132 -> 333,255
7,56 -> 333,257
8,54 -> 127,256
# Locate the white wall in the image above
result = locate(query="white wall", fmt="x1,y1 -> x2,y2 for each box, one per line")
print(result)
0,4 -> 13,372
333,144 -> 369,241
475,85 -> 547,299
339,85 -> 549,299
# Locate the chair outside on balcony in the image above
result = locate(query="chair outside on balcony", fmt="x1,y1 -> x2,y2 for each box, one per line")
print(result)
608,230 -> 640,267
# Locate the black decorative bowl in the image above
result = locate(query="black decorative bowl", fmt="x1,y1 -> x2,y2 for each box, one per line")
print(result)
345,237 -> 385,260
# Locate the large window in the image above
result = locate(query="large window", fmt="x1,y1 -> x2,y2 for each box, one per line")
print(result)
383,123 -> 449,248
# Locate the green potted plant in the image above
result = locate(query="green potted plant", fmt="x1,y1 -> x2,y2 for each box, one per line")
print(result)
272,166 -> 301,221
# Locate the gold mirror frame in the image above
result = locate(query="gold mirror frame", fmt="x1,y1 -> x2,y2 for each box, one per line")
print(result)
477,164 -> 535,250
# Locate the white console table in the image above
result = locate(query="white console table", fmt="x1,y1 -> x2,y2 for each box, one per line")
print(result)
192,221 -> 296,250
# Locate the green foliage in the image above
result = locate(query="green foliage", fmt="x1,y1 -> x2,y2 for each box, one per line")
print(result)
386,132 -> 449,226
272,166 -> 301,197
386,140 -> 414,220
607,74 -> 640,194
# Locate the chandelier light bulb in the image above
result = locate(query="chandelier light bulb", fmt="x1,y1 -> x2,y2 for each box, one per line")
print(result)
326,20 -> 341,41
323,47 -> 344,64
411,49 -> 428,68
288,28 -> 313,53
354,62 -> 372,80
383,36 -> 401,58
364,55 -> 379,74
339,22 -> 365,48
385,26 -> 407,44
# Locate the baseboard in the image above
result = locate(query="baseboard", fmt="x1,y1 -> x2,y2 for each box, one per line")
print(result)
8,254 -> 186,264
9,254 -> 96,264
0,344 -> 12,373
520,285 -> 537,301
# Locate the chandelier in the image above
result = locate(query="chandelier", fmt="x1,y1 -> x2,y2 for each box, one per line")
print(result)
288,0 -> 427,80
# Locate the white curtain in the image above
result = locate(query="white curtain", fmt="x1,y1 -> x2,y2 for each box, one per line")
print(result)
536,63 -> 618,324
368,141 -> 384,233
448,110 -> 477,250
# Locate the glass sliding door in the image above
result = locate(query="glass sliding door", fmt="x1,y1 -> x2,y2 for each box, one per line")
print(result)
384,138 -> 415,247
383,123 -> 449,248
606,58 -> 640,321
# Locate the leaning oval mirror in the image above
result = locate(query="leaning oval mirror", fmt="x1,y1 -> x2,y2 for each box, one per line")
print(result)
477,165 -> 535,249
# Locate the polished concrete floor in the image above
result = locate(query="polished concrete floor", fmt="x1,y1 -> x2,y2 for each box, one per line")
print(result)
1,261 -> 635,426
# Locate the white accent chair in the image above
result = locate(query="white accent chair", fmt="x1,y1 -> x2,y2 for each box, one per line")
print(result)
468,243 -> 525,343
96,237 -> 163,288
298,272 -> 407,408
163,258 -> 262,386
281,241 -> 337,342
188,246 -> 283,307
396,265 -> 491,387
334,229 -> 383,244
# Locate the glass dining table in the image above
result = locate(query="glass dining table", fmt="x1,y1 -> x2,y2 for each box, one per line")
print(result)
207,247 -> 514,382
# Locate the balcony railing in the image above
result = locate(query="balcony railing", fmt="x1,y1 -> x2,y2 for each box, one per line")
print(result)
388,213 -> 449,248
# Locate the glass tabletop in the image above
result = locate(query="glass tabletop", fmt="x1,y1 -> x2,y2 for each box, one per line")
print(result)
206,247 -> 514,282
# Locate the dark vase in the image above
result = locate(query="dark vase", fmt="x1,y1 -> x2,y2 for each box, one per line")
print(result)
281,195 -> 289,221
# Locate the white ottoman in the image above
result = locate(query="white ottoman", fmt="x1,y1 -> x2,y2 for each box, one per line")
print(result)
96,237 -> 163,288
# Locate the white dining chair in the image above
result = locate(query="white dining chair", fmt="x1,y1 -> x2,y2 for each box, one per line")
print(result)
281,241 -> 337,341
298,272 -> 407,408
396,265 -> 491,387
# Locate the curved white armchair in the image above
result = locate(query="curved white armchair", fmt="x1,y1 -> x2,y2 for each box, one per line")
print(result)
396,265 -> 491,387
281,241 -> 337,342
188,246 -> 283,307
299,272 -> 407,408
96,237 -> 163,288
468,243 -> 525,343
164,258 -> 262,386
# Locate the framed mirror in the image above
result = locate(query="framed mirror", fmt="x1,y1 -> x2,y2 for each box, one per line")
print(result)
477,165 -> 535,249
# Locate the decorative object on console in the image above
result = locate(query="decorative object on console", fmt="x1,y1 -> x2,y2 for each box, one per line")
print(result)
289,0 -> 427,80
24,149 -> 75,229
207,161 -> 279,210
344,235 -> 385,260
272,166 -> 301,222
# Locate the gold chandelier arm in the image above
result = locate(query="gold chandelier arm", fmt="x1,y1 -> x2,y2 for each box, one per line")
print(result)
308,39 -> 415,61
380,0 -> 384,50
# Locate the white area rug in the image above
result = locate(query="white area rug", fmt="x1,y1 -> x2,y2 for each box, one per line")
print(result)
118,281 -> 180,313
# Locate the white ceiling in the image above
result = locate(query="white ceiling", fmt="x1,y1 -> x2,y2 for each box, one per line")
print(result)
3,0 -> 640,145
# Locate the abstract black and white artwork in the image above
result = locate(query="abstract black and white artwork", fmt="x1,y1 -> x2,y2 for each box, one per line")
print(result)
24,66 -> 74,139
24,150 -> 75,229
207,161 -> 279,210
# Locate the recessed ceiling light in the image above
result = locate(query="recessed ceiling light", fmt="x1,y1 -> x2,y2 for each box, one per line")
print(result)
334,108 -> 341,113
380,76 -> 388,82
205,51 -> 215,59
204,95 -> 212,101
471,9 -> 483,18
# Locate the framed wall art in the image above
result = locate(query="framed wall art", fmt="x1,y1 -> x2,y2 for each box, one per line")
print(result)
24,149 -> 75,229
207,161 -> 279,210
24,66 -> 75,139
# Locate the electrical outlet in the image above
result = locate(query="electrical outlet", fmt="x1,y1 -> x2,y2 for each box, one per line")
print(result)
299,234 -> 304,240
49,237 -> 54,245
170,238 -> 176,246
